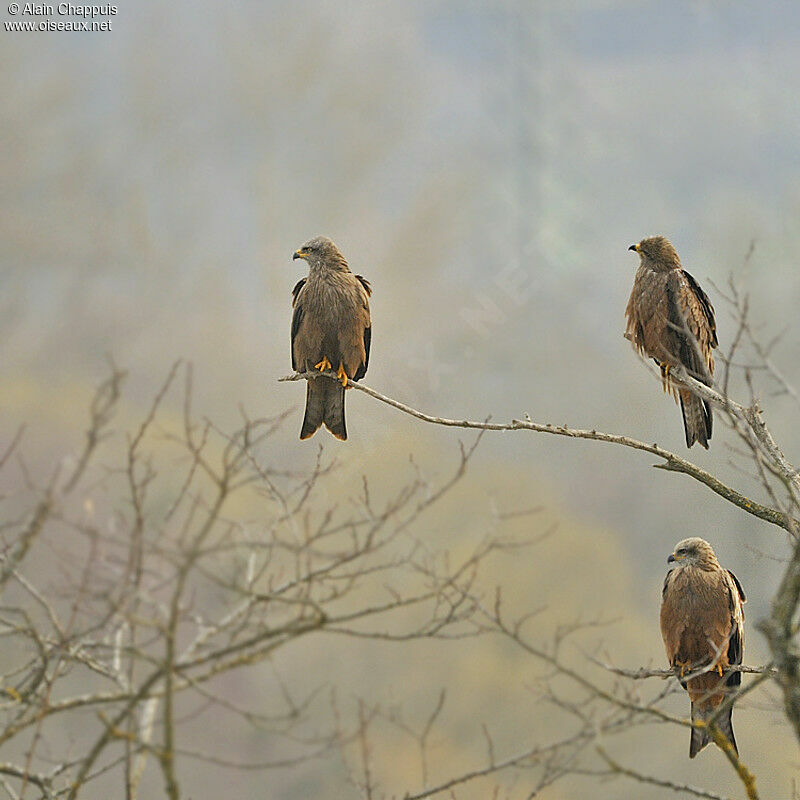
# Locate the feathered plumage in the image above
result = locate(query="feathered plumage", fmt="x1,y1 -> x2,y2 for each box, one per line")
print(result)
291,237 -> 371,440
625,236 -> 717,448
660,537 -> 746,757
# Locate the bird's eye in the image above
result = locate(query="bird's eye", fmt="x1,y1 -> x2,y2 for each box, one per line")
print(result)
676,548 -> 686,555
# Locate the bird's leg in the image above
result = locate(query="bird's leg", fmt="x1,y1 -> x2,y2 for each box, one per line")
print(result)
659,362 -> 678,397
716,662 -> 724,677
674,659 -> 691,679
314,356 -> 332,372
336,362 -> 349,388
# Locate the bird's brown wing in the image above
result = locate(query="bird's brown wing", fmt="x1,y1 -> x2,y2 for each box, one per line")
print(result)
727,569 -> 746,604
356,327 -> 371,381
683,270 -> 718,349
660,569 -> 683,670
724,569 -> 746,689
335,274 -> 370,381
291,278 -> 307,372
354,275 -> 372,380
665,270 -> 717,447
355,275 -> 372,296
667,269 -> 716,384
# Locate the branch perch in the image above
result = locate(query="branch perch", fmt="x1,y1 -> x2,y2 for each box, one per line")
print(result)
279,372 -> 797,534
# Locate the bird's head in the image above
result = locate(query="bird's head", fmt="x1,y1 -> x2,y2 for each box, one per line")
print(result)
293,236 -> 348,271
667,537 -> 719,570
628,235 -> 681,272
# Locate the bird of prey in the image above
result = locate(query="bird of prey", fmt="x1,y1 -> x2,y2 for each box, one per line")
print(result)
625,236 -> 718,448
290,236 -> 371,440
660,537 -> 746,758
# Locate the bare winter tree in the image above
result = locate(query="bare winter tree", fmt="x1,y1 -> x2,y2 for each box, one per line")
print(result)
0,360 -> 534,799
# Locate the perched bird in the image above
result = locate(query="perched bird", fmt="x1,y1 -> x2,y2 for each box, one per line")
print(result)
625,236 -> 718,448
660,537 -> 746,758
290,236 -> 371,440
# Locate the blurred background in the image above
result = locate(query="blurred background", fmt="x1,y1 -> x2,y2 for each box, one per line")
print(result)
3,0 -> 800,797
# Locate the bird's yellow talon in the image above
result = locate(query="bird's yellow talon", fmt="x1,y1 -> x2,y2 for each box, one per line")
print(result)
336,363 -> 348,388
315,357 -> 332,372
716,663 -> 724,677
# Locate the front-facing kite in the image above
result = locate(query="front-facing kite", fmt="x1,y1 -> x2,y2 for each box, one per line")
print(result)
660,537 -> 746,757
291,236 -> 372,440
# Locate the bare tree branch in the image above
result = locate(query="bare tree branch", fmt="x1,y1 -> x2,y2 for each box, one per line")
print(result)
279,371 -> 798,533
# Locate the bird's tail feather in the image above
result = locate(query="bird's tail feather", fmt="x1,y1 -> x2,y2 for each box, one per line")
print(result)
299,379 -> 347,441
680,389 -> 712,449
323,382 -> 346,440
300,381 -> 324,440
690,701 -> 737,759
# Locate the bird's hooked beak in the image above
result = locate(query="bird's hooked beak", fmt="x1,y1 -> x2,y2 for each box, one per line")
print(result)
628,243 -> 641,252
668,553 -> 679,564
293,249 -> 306,261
